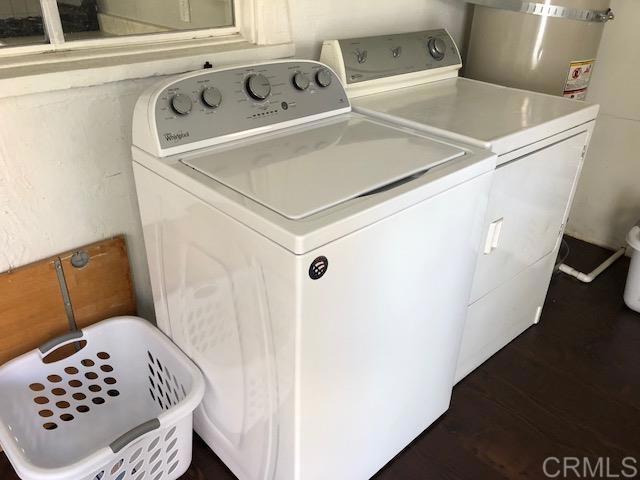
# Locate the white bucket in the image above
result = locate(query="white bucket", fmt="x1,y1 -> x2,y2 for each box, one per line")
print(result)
624,225 -> 640,313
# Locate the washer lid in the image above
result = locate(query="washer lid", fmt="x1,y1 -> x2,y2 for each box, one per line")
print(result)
181,116 -> 465,220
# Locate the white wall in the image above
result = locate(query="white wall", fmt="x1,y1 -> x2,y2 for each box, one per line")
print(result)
291,0 -> 470,59
0,0 -> 470,320
0,77 -> 158,320
566,0 -> 640,249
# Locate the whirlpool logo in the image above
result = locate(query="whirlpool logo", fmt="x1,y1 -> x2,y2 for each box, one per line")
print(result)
164,131 -> 190,142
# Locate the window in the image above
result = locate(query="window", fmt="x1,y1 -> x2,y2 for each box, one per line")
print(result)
0,0 -> 46,47
0,0 -> 236,51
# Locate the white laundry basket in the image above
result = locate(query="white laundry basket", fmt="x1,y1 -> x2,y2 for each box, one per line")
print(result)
0,316 -> 205,480
624,224 -> 640,313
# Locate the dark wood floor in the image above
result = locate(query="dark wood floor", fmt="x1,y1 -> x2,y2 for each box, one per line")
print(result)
2,237 -> 639,479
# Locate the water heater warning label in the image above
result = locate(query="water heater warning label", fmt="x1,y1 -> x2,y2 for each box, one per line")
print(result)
563,60 -> 594,101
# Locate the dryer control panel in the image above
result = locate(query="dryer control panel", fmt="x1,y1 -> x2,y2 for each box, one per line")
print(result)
133,61 -> 350,157
319,29 -> 461,96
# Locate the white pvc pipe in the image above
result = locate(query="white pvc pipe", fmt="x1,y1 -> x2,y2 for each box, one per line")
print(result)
624,226 -> 640,312
628,226 -> 640,251
558,247 -> 626,283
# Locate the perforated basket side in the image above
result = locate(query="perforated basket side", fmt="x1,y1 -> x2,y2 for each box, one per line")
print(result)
84,416 -> 193,480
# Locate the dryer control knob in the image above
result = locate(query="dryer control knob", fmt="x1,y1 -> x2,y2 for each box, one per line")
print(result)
170,93 -> 193,115
315,68 -> 332,88
427,37 -> 446,61
246,74 -> 271,101
202,86 -> 222,108
292,71 -> 310,91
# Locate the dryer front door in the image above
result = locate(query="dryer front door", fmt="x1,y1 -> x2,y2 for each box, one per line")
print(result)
470,131 -> 586,302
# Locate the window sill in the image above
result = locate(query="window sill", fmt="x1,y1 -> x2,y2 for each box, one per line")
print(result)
0,36 -> 295,98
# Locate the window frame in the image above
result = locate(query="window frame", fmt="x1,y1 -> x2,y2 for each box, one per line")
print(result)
0,0 -> 293,98
0,0 -> 243,57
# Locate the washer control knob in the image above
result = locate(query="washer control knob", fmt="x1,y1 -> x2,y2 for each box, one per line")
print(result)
170,93 -> 193,115
292,71 -> 310,91
315,68 -> 332,88
201,86 -> 222,108
246,73 -> 271,100
427,37 -> 446,60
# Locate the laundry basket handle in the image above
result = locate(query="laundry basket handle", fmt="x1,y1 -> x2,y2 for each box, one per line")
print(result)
110,419 -> 161,453
39,330 -> 84,358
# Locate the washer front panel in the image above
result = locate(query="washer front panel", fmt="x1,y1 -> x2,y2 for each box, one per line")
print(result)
154,61 -> 348,151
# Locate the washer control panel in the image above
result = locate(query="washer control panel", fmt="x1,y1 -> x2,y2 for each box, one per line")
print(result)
153,61 -> 348,151
330,29 -> 460,84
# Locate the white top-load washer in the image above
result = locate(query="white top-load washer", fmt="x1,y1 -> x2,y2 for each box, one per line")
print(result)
131,60 -> 495,480
321,30 -> 599,382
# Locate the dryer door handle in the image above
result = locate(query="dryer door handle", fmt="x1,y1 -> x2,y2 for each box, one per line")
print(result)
484,218 -> 504,254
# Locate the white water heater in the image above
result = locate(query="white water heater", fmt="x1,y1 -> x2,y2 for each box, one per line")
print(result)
464,0 -> 614,99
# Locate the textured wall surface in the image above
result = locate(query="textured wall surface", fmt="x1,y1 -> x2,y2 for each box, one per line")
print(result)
0,78 -> 157,319
566,0 -> 640,249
